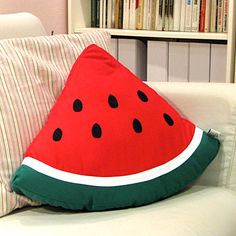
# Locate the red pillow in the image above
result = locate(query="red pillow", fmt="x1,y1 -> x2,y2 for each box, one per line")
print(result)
11,44 -> 220,211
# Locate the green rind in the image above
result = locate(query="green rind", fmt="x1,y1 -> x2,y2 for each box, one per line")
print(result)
11,132 -> 220,211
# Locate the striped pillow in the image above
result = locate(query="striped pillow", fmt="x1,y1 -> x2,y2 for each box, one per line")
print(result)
0,31 -> 111,217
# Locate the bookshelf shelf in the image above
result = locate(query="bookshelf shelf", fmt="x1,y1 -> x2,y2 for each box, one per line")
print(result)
68,0 -> 236,83
74,27 -> 228,41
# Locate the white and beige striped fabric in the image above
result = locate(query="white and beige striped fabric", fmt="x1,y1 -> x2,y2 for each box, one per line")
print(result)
0,31 -> 112,217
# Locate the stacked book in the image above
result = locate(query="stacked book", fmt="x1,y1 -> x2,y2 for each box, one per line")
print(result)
91,0 -> 228,33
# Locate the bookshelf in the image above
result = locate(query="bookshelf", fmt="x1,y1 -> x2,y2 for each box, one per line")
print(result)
68,0 -> 236,83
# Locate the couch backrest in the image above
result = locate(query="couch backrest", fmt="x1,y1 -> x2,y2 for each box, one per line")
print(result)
0,12 -> 46,39
147,82 -> 236,192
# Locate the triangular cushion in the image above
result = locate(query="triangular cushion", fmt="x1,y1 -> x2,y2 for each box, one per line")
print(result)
11,44 -> 220,211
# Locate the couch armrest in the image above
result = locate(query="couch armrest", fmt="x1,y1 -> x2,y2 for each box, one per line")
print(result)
147,82 -> 236,191
0,12 -> 46,39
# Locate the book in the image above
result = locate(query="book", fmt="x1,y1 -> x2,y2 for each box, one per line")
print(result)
155,0 -> 164,30
143,0 -> 149,29
95,0 -> 101,27
217,0 -> 223,32
111,38 -> 118,58
118,39 -> 147,80
168,42 -> 189,82
185,0 -> 193,32
223,0 -> 228,32
163,0 -> 169,31
210,44 -> 227,82
189,43 -> 210,82
151,0 -> 157,30
147,41 -> 168,81
99,0 -> 104,28
115,0 -> 123,28
123,0 -> 130,29
168,0 -> 174,31
129,0 -> 137,29
107,0 -> 113,28
210,0 -> 217,32
146,0 -> 153,30
191,0 -> 200,32
111,0 -> 116,28
102,0 -> 107,28
180,0 -> 186,31
173,0 -> 182,31
204,0 -> 211,32
137,0 -> 145,29
199,0 -> 206,32
91,0 -> 97,27
118,0 -> 124,28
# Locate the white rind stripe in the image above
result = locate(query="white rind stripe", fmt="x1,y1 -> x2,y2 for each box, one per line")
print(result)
22,127 -> 203,187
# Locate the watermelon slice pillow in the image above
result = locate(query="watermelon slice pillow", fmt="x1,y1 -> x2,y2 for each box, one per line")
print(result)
11,44 -> 220,211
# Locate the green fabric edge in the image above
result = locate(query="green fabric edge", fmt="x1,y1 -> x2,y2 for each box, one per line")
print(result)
11,132 -> 220,211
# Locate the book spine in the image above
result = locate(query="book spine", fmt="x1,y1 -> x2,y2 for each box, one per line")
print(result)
217,0 -> 223,32
173,0 -> 182,31
115,0 -> 120,28
147,41 -> 169,81
189,43 -> 210,82
163,0 -> 169,31
102,0 -> 107,28
204,0 -> 211,32
154,0 -> 160,30
111,0 -> 116,28
222,0 -> 228,32
129,0 -> 136,29
107,0 -> 113,28
191,0 -> 200,32
100,0 -> 104,28
146,0 -> 153,30
180,0 -> 186,31
137,0 -> 145,29
118,0 -> 124,28
169,42 -> 189,82
199,0 -> 206,32
91,0 -> 97,27
210,0 -> 217,32
123,0 -> 130,29
151,0 -> 157,30
156,0 -> 165,30
168,0 -> 174,31
143,0 -> 148,29
185,0 -> 193,32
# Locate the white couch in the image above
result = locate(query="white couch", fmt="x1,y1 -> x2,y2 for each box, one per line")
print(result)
0,82 -> 236,236
0,12 -> 46,39
1,12 -> 236,236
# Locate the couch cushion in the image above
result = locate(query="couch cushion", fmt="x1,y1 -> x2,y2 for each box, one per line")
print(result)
148,82 -> 236,191
0,31 -> 111,217
0,186 -> 236,236
11,45 -> 219,211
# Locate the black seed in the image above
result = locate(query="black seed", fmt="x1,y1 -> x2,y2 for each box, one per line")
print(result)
108,94 -> 118,108
137,90 -> 148,102
133,118 -> 142,133
92,123 -> 102,138
163,113 -> 174,126
73,99 -> 83,112
53,128 -> 63,141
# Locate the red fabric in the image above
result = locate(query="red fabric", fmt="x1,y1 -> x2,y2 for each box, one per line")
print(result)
25,44 -> 195,177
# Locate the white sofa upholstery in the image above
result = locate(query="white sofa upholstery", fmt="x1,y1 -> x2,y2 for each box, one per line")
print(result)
0,12 -> 46,39
1,82 -> 236,236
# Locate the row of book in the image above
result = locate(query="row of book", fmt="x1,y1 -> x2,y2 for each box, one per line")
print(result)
110,38 -> 226,82
91,0 -> 228,33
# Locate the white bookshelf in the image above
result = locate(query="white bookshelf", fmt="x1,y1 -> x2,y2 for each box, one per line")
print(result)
68,0 -> 236,83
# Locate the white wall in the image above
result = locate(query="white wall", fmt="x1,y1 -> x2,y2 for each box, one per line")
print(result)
0,0 -> 67,35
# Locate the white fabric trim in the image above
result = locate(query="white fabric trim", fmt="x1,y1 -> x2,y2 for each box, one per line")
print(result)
22,127 -> 203,187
